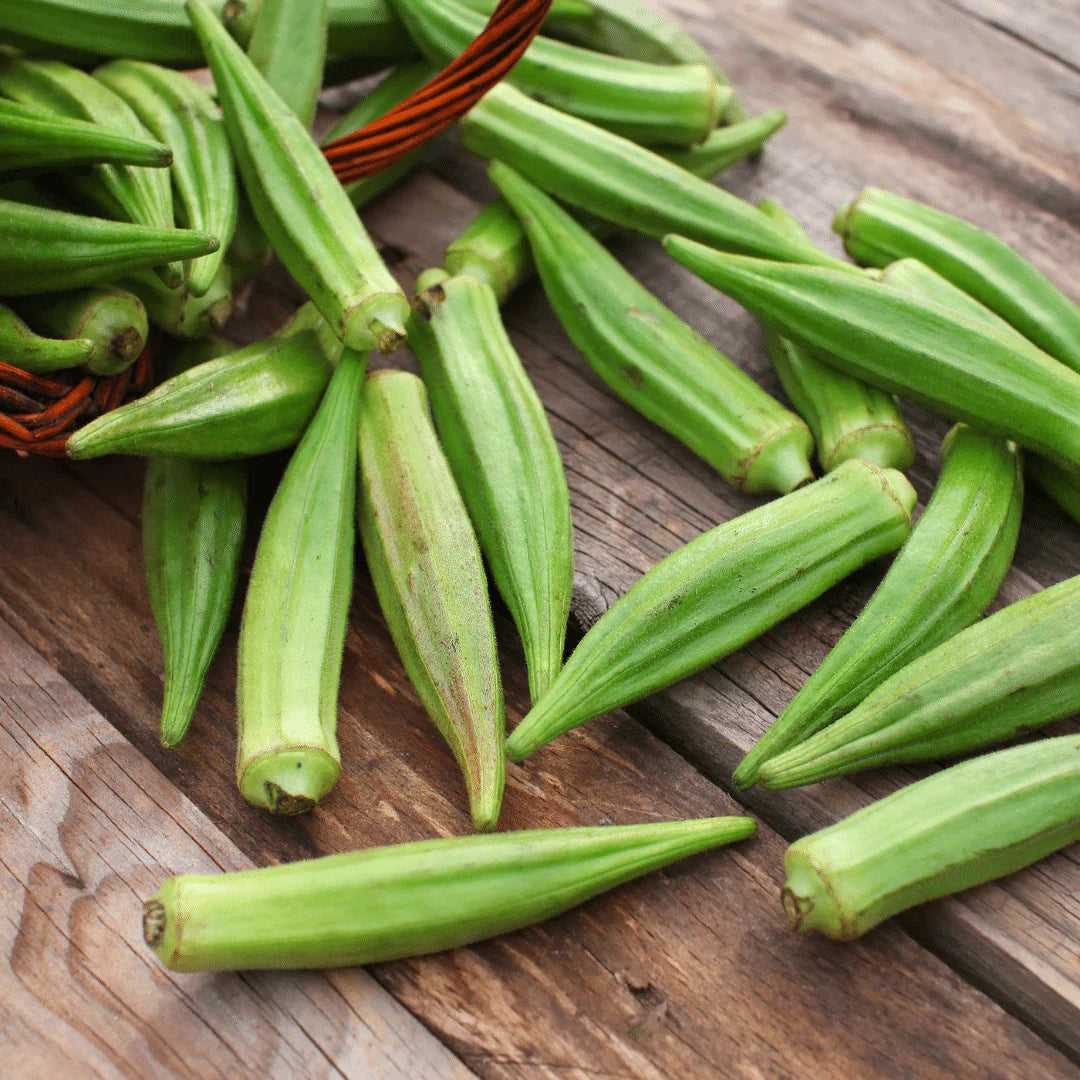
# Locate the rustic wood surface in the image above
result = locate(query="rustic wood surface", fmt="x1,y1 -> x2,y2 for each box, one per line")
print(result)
2,0 -> 1079,1076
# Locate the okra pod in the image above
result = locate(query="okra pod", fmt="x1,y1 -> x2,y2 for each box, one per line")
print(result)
357,371 -> 505,831
663,239 -> 1080,470
0,98 -> 173,172
394,0 -> 726,147
506,459 -> 916,761
17,286 -> 149,376
0,199 -> 217,296
95,60 -> 237,298
1027,457 -> 1080,525
460,84 -> 851,270
144,815 -> 755,971
236,347 -> 366,814
246,0 -> 329,129
121,262 -> 233,339
658,110 -> 787,173
0,57 -> 181,286
143,339 -> 247,749
65,324 -> 333,460
0,300 -> 95,374
834,187 -> 1080,373
491,162 -> 814,495
187,0 -> 410,354
736,424 -> 1023,788
410,270 -> 574,704
782,734 -> 1080,939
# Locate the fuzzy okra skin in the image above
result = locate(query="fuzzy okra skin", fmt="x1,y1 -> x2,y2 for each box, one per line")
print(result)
461,84 -> 851,271
761,576 -> 1080,790
144,815 -> 755,971
95,60 -> 237,298
393,0 -> 726,147
236,348 -> 366,814
664,239 -> 1080,470
491,163 -> 814,496
782,734 -> 1080,940
0,98 -> 172,172
0,301 -> 95,374
186,0 -> 409,355
66,324 -> 333,460
410,270 -> 573,704
0,199 -> 218,297
506,460 -> 917,762
358,371 -> 506,831
736,424 -> 1023,789
834,187 -> 1080,374
143,339 -> 247,750
17,286 -> 149,377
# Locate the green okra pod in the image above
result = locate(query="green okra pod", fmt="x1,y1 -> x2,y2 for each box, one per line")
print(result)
0,199 -> 217,296
143,339 -> 247,749
0,57 -> 181,287
121,262 -> 233,339
65,322 -> 333,460
16,285 -> 149,377
187,0 -> 410,354
0,300 -> 95,374
663,239 -> 1080,470
144,815 -> 755,971
506,459 -> 917,761
1027,457 -> 1080,525
394,0 -> 726,147
834,187 -> 1080,374
410,270 -> 574,704
657,109 -> 786,172
755,198 -> 914,472
491,162 -> 814,496
781,734 -> 1080,940
0,98 -> 173,172
236,347 -> 366,814
95,60 -> 237,298
460,84 -> 851,270
246,0 -> 329,129
357,371 -> 505,831
736,424 -> 1023,788
761,575 -> 1080,789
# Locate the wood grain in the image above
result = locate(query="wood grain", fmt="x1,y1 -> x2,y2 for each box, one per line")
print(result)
0,616 -> 475,1080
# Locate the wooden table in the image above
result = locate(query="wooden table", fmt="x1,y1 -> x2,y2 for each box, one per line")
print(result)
3,1 -> 1080,1076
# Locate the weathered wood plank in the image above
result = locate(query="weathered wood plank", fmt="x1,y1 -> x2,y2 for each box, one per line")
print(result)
0,616 -> 476,1080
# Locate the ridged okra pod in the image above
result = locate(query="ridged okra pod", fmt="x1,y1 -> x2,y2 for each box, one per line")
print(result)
506,459 -> 917,761
410,270 -> 573,704
1027,457 -> 1080,525
762,575 -> 1080,788
66,322 -> 333,460
736,424 -> 1023,788
663,240 -> 1080,470
187,0 -> 409,354
121,262 -> 233,339
0,200 -> 217,296
17,286 -> 149,376
357,371 -> 505,831
756,198 -> 914,472
0,57 -> 181,286
0,301 -> 95,374
781,734 -> 1080,939
834,187 -> 1080,374
143,339 -> 247,749
460,84 -> 851,270
95,60 -> 237,298
0,98 -> 172,172
236,347 -> 366,814
321,61 -> 438,209
144,816 -> 755,971
491,163 -> 814,495
394,0 -> 725,147
658,110 -> 786,172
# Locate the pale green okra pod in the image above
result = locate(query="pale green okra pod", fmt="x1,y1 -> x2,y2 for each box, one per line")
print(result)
506,459 -> 917,761
246,0 -> 328,129
357,371 -> 505,831
782,734 -> 1080,940
144,816 -> 755,971
410,269 -> 574,704
236,347 -> 367,814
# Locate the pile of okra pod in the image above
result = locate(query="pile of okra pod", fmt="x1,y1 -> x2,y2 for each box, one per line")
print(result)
4,0 -> 1080,973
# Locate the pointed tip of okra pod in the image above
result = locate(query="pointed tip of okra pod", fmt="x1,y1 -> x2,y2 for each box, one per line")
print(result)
730,756 -> 759,790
